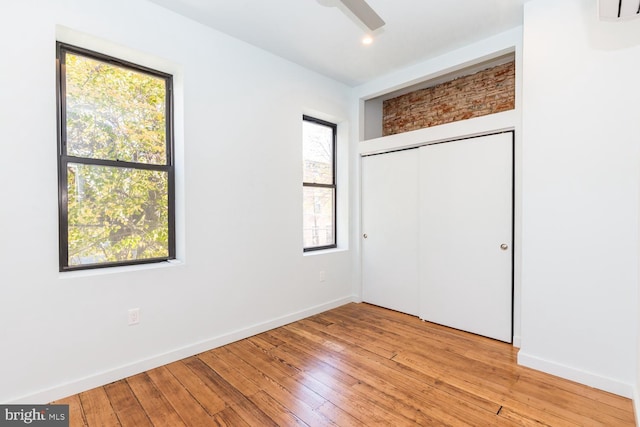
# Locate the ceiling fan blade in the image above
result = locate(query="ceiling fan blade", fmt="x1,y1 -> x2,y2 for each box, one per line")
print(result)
339,0 -> 385,31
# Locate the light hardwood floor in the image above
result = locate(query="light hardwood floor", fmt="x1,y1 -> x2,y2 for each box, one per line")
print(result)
53,303 -> 635,426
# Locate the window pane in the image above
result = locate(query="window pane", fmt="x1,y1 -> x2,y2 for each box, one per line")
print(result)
65,53 -> 167,165
303,120 -> 333,184
303,187 -> 335,248
67,163 -> 169,266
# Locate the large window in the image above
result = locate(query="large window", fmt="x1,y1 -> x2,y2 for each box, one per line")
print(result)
303,115 -> 336,251
56,43 -> 175,271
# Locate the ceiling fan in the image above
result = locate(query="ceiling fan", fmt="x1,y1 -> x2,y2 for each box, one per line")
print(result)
338,0 -> 385,31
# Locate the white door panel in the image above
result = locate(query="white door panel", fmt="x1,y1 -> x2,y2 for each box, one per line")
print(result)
419,133 -> 513,342
361,149 -> 420,316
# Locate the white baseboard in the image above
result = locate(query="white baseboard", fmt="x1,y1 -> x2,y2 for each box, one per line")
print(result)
517,351 -> 634,398
9,295 -> 358,404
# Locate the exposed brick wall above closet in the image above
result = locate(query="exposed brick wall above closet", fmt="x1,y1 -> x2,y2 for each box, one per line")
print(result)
382,61 -> 515,136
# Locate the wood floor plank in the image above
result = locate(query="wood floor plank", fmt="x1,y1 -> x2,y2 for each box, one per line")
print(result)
182,356 -> 247,407
497,406 -> 553,426
198,350 -> 263,396
332,305 -> 516,367
266,330 -> 360,390
305,312 -> 335,327
212,345 -> 329,414
344,303 -> 511,356
51,394 -> 87,427
54,303 -> 635,427
211,406 -> 251,427
265,345 -> 387,424
103,380 -> 151,427
164,360 -> 227,416
145,365 -> 213,425
184,355 -> 279,426
246,333 -> 284,351
318,309 -> 412,359
125,373 -> 186,426
78,386 -> 120,427
314,400 -> 367,427
247,390 -> 309,426
225,399 -> 279,427
215,339 -> 363,426
266,335 -> 428,425
223,338 -> 300,382
201,346 -> 333,426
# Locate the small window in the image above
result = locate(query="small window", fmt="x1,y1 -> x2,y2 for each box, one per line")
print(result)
303,115 -> 336,251
56,43 -> 175,271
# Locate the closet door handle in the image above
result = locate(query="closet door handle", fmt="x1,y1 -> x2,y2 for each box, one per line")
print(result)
363,234 -> 368,239
500,243 -> 508,250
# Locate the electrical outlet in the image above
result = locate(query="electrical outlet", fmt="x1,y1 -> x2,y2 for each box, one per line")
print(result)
128,308 -> 140,325
319,270 -> 326,282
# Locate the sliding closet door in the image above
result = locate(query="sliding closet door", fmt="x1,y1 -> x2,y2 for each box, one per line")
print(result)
361,149 -> 419,316
419,133 -> 513,342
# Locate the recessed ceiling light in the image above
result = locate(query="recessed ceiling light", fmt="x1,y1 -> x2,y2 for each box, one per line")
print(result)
362,36 -> 373,45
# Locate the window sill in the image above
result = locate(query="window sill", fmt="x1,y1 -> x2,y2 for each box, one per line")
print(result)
58,259 -> 184,279
303,247 -> 348,257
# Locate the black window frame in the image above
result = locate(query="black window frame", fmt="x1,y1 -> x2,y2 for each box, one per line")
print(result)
302,115 -> 337,252
56,42 -> 176,271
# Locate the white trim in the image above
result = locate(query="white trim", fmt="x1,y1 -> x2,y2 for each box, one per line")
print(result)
8,296 -> 358,404
303,247 -> 348,257
58,259 -> 185,279
518,351 -> 634,398
359,110 -> 516,156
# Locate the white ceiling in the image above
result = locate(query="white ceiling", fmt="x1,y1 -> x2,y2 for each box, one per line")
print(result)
145,0 -> 525,86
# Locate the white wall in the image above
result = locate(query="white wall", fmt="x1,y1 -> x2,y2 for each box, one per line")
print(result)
0,0 -> 355,403
519,0 -> 640,398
